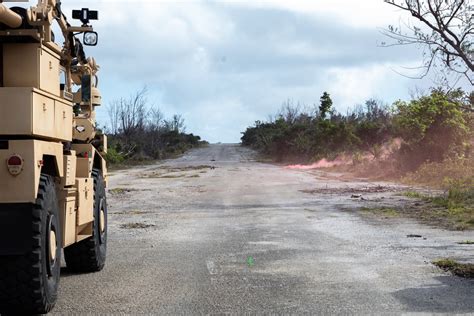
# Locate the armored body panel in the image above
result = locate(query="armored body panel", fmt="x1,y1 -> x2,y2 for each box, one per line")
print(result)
0,1 -> 107,314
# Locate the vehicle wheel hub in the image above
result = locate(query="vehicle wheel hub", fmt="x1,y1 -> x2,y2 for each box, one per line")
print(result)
49,230 -> 57,261
100,208 -> 105,233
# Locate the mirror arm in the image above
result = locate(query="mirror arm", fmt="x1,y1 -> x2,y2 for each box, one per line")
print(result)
68,26 -> 94,33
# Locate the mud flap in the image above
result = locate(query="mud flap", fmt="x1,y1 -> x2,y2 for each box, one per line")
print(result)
0,204 -> 33,255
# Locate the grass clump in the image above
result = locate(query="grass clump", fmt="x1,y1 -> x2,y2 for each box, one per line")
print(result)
431,182 -> 473,230
109,188 -> 126,195
433,258 -> 474,278
403,191 -> 425,199
109,188 -> 137,195
403,159 -> 474,229
360,207 -> 399,217
401,179 -> 474,230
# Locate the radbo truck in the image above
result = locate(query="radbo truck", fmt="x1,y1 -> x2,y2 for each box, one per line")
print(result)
0,0 -> 107,313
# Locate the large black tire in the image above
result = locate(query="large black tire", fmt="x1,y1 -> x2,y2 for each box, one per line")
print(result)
64,169 -> 107,272
0,175 -> 62,314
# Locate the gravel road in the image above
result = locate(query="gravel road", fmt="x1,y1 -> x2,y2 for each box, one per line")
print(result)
54,144 -> 474,314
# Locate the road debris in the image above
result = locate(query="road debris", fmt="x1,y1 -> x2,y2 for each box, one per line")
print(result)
120,222 -> 155,229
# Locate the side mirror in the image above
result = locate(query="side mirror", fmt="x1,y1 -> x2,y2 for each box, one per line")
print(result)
83,31 -> 98,46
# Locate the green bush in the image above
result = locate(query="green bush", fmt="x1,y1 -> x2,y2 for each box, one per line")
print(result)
394,88 -> 470,170
105,147 -> 125,164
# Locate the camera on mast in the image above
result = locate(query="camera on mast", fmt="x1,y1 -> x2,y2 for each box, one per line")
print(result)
72,8 -> 98,26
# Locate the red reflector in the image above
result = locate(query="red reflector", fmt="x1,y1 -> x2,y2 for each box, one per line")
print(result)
7,155 -> 22,166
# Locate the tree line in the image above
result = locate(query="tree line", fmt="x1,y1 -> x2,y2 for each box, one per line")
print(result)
104,88 -> 207,164
241,88 -> 473,173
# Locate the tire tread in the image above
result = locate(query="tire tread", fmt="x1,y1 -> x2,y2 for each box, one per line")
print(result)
0,175 -> 56,314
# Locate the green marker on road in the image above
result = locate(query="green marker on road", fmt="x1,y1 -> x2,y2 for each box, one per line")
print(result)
247,256 -> 255,267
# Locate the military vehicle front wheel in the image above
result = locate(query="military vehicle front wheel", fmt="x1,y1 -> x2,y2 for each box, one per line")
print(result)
0,174 -> 61,314
64,169 -> 107,272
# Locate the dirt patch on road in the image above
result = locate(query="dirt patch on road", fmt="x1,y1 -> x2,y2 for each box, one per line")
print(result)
112,210 -> 151,216
120,222 -> 155,229
300,185 -> 402,195
152,165 -> 216,172
141,165 -> 216,179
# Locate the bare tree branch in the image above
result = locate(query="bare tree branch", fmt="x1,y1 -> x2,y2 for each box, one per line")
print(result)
383,0 -> 474,84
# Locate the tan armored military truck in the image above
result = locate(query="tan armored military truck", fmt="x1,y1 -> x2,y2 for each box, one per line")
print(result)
0,0 -> 107,313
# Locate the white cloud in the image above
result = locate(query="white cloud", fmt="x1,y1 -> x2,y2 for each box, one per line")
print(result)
228,0 -> 401,28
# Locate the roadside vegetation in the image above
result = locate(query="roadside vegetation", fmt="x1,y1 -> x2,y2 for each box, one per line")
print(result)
104,88 -> 207,167
362,188 -> 474,230
433,259 -> 474,279
241,88 -> 474,229
241,88 -> 473,172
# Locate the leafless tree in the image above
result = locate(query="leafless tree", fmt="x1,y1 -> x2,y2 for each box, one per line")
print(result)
119,87 -> 148,136
164,114 -> 186,133
278,99 -> 301,124
105,88 -> 203,160
148,107 -> 164,131
107,99 -> 120,135
382,0 -> 473,84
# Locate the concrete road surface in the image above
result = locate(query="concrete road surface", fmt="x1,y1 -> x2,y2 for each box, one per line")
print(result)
54,144 -> 474,314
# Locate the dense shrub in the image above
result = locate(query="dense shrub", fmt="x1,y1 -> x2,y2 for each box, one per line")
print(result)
394,89 -> 471,171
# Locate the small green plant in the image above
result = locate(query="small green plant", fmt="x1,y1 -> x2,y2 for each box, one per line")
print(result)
247,256 -> 255,267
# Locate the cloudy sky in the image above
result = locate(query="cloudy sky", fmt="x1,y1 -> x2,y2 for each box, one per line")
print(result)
55,0 -> 469,143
